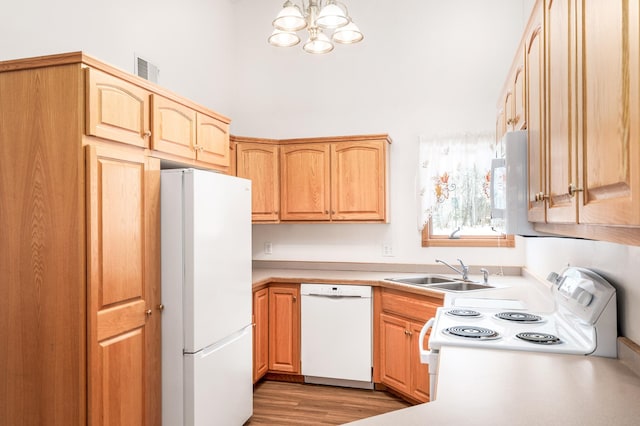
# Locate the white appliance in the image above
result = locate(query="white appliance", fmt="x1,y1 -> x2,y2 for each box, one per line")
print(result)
490,130 -> 546,236
300,284 -> 373,389
161,169 -> 253,426
420,267 -> 617,400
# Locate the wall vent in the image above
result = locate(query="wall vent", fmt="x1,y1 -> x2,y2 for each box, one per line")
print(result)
135,55 -> 159,83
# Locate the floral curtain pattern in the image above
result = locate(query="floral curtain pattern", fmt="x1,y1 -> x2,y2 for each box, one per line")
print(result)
417,132 -> 495,233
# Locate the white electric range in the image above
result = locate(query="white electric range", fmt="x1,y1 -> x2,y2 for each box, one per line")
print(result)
419,267 -> 618,400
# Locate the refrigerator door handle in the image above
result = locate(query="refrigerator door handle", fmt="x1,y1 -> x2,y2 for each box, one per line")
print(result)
200,326 -> 251,358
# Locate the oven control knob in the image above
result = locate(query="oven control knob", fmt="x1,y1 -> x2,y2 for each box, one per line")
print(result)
573,287 -> 593,306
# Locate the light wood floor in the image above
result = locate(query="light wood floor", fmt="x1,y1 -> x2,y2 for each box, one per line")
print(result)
245,381 -> 412,425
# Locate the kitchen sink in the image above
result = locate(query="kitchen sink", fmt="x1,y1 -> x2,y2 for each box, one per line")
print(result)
385,275 -> 461,285
385,275 -> 495,292
426,282 -> 494,292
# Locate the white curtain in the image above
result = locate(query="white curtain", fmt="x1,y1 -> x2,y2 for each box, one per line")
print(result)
417,132 -> 495,232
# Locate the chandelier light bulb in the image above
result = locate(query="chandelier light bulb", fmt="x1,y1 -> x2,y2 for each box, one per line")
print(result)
303,29 -> 334,54
316,2 -> 350,29
273,1 -> 307,32
268,29 -> 301,47
332,21 -> 363,44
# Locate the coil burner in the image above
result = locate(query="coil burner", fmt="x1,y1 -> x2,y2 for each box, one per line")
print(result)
446,309 -> 481,318
516,332 -> 562,345
443,325 -> 500,340
495,311 -> 544,323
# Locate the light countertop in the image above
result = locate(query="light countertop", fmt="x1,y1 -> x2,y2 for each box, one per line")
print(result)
347,345 -> 640,425
253,264 -> 640,425
252,266 -> 555,311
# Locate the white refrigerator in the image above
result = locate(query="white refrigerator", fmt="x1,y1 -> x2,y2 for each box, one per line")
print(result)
161,168 -> 253,426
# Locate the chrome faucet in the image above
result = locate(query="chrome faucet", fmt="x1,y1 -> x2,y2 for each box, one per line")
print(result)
435,258 -> 469,281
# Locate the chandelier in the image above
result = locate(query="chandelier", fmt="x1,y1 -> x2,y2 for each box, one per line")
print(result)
268,0 -> 364,54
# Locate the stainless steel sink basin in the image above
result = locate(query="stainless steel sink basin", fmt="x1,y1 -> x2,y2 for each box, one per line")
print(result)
426,282 -> 494,292
385,275 -> 495,292
386,275 -> 460,285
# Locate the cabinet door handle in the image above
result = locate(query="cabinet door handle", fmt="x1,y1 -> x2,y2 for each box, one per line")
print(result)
145,309 -> 152,317
143,130 -> 152,137
568,183 -> 584,197
404,329 -> 412,336
157,304 -> 165,312
292,296 -> 297,302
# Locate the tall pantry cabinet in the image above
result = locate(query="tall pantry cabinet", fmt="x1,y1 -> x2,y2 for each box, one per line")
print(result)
0,52 -> 230,425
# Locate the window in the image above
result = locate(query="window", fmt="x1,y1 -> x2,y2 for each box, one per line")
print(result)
418,132 -> 514,248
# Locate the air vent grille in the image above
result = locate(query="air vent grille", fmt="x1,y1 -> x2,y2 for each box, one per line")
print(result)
135,56 -> 159,83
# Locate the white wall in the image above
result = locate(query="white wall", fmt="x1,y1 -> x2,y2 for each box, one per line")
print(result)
0,0 -> 236,115
230,0 -> 529,267
525,237 -> 640,345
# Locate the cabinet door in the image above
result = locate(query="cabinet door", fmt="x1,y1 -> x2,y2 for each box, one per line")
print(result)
86,145 -> 160,426
526,5 -> 547,223
268,285 -> 300,374
280,144 -> 331,221
504,90 -> 514,131
331,141 -> 387,221
379,313 -> 411,395
546,0 -> 577,223
150,94 -> 197,159
410,321 -> 431,403
196,112 -> 230,167
513,64 -> 525,130
237,143 -> 280,222
253,288 -> 269,382
86,68 -> 150,148
576,0 -> 640,225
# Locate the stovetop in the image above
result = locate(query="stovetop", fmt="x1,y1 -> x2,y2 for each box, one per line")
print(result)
429,305 -> 597,355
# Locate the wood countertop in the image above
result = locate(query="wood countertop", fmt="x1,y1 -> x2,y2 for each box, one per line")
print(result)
347,345 -> 640,425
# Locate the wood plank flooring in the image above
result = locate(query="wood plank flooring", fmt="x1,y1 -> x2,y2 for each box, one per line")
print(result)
245,381 -> 412,425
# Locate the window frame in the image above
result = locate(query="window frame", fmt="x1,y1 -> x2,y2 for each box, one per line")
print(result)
422,219 -> 515,247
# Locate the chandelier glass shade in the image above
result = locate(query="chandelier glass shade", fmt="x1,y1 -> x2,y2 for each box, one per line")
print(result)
268,0 -> 364,54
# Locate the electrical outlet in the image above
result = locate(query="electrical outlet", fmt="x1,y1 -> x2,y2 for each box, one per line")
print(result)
264,242 -> 273,255
382,243 -> 394,257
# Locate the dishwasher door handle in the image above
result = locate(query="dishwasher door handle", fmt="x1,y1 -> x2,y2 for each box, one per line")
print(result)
304,293 -> 365,298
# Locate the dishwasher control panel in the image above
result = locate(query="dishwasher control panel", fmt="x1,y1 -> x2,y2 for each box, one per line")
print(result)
300,283 -> 372,298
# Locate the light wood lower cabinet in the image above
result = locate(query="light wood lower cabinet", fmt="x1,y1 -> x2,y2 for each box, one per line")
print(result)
253,287 -> 269,382
375,288 -> 442,403
268,284 -> 301,374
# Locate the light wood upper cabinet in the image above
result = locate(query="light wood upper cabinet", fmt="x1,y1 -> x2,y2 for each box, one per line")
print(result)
331,141 -> 387,221
197,112 -> 230,167
498,0 -> 640,244
280,143 -> 331,221
575,0 -> 640,226
526,4 -> 547,223
236,142 -> 280,222
268,284 -> 300,374
279,137 -> 390,222
86,145 -> 160,426
86,68 -> 151,148
545,0 -> 577,223
150,94 -> 197,158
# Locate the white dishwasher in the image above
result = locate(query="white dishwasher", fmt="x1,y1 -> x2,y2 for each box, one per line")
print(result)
300,283 -> 373,389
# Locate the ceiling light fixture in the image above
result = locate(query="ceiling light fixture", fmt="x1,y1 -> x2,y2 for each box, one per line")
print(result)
268,0 -> 364,54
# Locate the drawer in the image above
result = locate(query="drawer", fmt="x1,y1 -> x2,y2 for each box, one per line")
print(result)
380,289 -> 441,323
